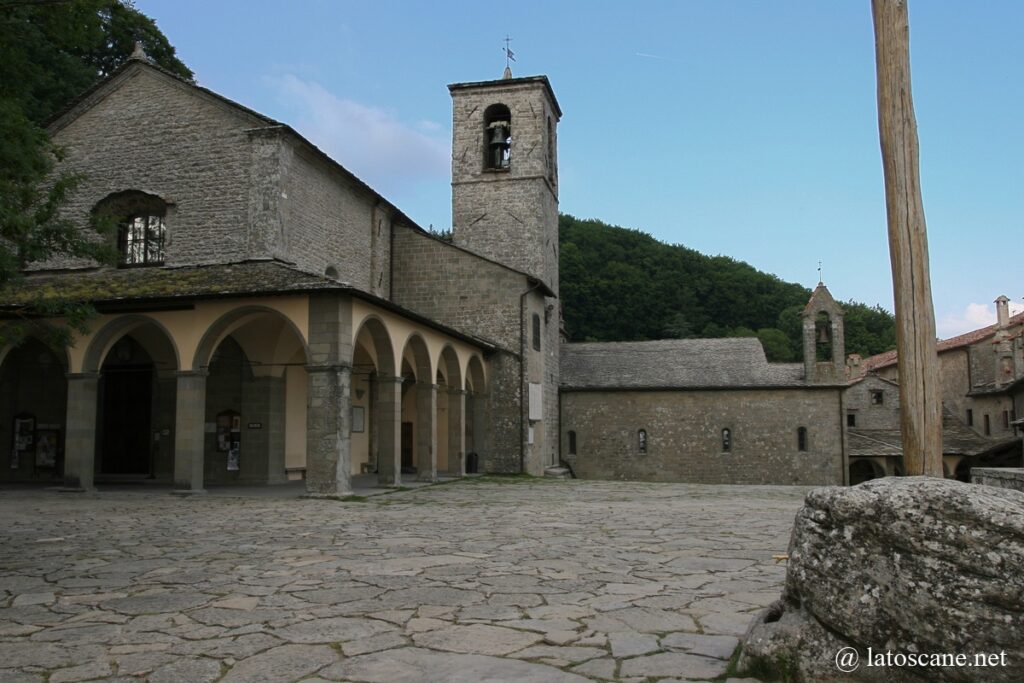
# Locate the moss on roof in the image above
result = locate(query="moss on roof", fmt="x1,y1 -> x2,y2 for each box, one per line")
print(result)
1,261 -> 344,307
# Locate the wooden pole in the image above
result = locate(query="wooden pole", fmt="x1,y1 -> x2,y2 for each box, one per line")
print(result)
871,0 -> 943,477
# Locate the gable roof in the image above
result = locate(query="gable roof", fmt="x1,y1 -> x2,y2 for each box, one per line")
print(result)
40,56 -> 556,299
862,309 -> 1024,373
848,409 -> 1018,458
560,338 -> 829,390
0,261 -> 497,351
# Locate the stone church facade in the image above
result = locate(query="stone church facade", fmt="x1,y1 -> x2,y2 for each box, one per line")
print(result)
0,56 -> 561,495
10,54 -> 987,493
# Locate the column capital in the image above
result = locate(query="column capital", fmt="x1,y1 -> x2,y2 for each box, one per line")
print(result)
304,363 -> 352,374
174,369 -> 209,379
374,374 -> 406,385
66,372 -> 100,381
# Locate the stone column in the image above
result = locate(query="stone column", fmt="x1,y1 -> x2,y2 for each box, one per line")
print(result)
173,371 -> 207,494
305,364 -> 353,497
63,373 -> 99,491
416,382 -> 438,482
448,389 -> 466,477
376,376 -> 403,486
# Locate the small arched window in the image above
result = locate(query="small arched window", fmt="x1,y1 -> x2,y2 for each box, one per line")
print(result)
325,265 -> 340,281
797,427 -> 808,452
568,430 -> 577,455
638,429 -> 647,454
532,313 -> 541,351
484,104 -> 511,170
721,428 -> 732,452
95,191 -> 167,267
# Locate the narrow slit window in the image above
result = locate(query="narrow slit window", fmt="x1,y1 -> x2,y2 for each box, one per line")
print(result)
966,409 -> 973,426
721,428 -> 731,452
638,429 -> 647,455
797,427 -> 808,452
568,430 -> 577,455
532,313 -> 541,351
847,412 -> 857,428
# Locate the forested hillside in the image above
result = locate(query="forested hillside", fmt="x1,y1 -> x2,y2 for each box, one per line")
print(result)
559,215 -> 895,361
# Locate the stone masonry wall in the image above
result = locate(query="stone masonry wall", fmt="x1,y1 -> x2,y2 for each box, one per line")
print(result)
450,79 -> 559,292
843,375 -> 900,430
281,144 -> 376,289
391,225 -> 526,351
49,66 -> 265,269
561,388 -> 844,485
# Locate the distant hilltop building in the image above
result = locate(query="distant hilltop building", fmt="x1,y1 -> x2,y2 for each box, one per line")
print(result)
1,54 -> 1018,491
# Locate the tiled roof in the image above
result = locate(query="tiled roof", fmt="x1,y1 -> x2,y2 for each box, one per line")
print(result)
560,338 -> 817,390
848,411 -> 1016,458
0,261 -> 345,307
0,261 -> 497,351
861,311 -> 1024,372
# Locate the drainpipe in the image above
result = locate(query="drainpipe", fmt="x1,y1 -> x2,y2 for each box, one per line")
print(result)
519,281 -> 542,474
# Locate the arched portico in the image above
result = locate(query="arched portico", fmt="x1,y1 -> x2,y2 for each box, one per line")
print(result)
0,337 -> 69,483
400,333 -> 436,482
197,307 -> 310,488
351,316 -> 401,486
465,354 -> 487,473
849,458 -> 884,485
437,345 -> 464,477
63,315 -> 180,490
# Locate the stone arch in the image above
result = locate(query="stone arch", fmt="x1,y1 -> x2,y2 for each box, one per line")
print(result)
82,314 -> 181,374
849,458 -> 884,485
0,332 -> 71,373
464,354 -> 487,473
351,316 -> 399,483
465,354 -> 486,393
399,333 -> 433,478
88,316 -> 179,480
954,459 -> 973,483
199,307 -> 311,486
0,336 -> 69,483
436,345 -> 464,475
437,345 -> 462,391
400,332 -> 432,383
193,305 -> 309,372
352,315 -> 396,378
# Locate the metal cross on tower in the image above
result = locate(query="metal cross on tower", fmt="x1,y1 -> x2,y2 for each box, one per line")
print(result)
504,36 -> 516,68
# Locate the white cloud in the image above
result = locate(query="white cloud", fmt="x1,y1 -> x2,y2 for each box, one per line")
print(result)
266,75 -> 449,195
937,300 -> 1024,339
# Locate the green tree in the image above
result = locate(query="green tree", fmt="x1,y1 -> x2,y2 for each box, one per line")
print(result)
0,0 -> 191,346
559,213 -> 895,359
756,327 -> 795,362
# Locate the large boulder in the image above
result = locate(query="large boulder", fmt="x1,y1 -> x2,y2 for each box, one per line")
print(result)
740,477 -> 1024,682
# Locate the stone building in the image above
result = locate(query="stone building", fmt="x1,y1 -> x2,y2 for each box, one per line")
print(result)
7,51 -> 1008,493
845,295 -> 1023,482
0,54 -> 560,495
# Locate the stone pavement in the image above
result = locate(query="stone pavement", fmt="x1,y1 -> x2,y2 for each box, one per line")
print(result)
0,478 -> 807,682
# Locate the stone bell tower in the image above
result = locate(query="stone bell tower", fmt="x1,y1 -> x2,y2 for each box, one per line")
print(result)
448,73 -> 561,293
803,282 -> 846,383
448,71 -> 563,475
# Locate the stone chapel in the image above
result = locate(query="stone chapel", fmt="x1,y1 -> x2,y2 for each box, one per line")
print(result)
7,54 -> 1007,492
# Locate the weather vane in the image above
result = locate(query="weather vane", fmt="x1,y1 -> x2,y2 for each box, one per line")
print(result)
818,260 -> 823,284
504,35 -> 516,68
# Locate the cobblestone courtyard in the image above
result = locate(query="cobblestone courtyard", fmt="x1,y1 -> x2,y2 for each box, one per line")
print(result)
0,479 -> 807,682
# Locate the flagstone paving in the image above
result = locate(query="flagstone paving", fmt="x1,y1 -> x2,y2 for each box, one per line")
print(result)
0,478 -> 807,682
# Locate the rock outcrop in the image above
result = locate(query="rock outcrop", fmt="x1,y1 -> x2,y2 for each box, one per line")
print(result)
740,477 -> 1024,682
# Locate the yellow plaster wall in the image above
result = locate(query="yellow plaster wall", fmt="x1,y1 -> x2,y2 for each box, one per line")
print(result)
351,300 -> 487,390
64,296 -> 310,373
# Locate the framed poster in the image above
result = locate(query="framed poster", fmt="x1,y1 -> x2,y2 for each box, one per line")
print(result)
11,414 -> 35,469
35,430 -> 59,468
351,406 -> 365,433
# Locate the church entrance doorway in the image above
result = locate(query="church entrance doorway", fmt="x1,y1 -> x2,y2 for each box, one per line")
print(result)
99,363 -> 152,474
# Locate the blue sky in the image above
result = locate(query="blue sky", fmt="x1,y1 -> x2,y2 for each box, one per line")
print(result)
137,0 -> 1022,337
